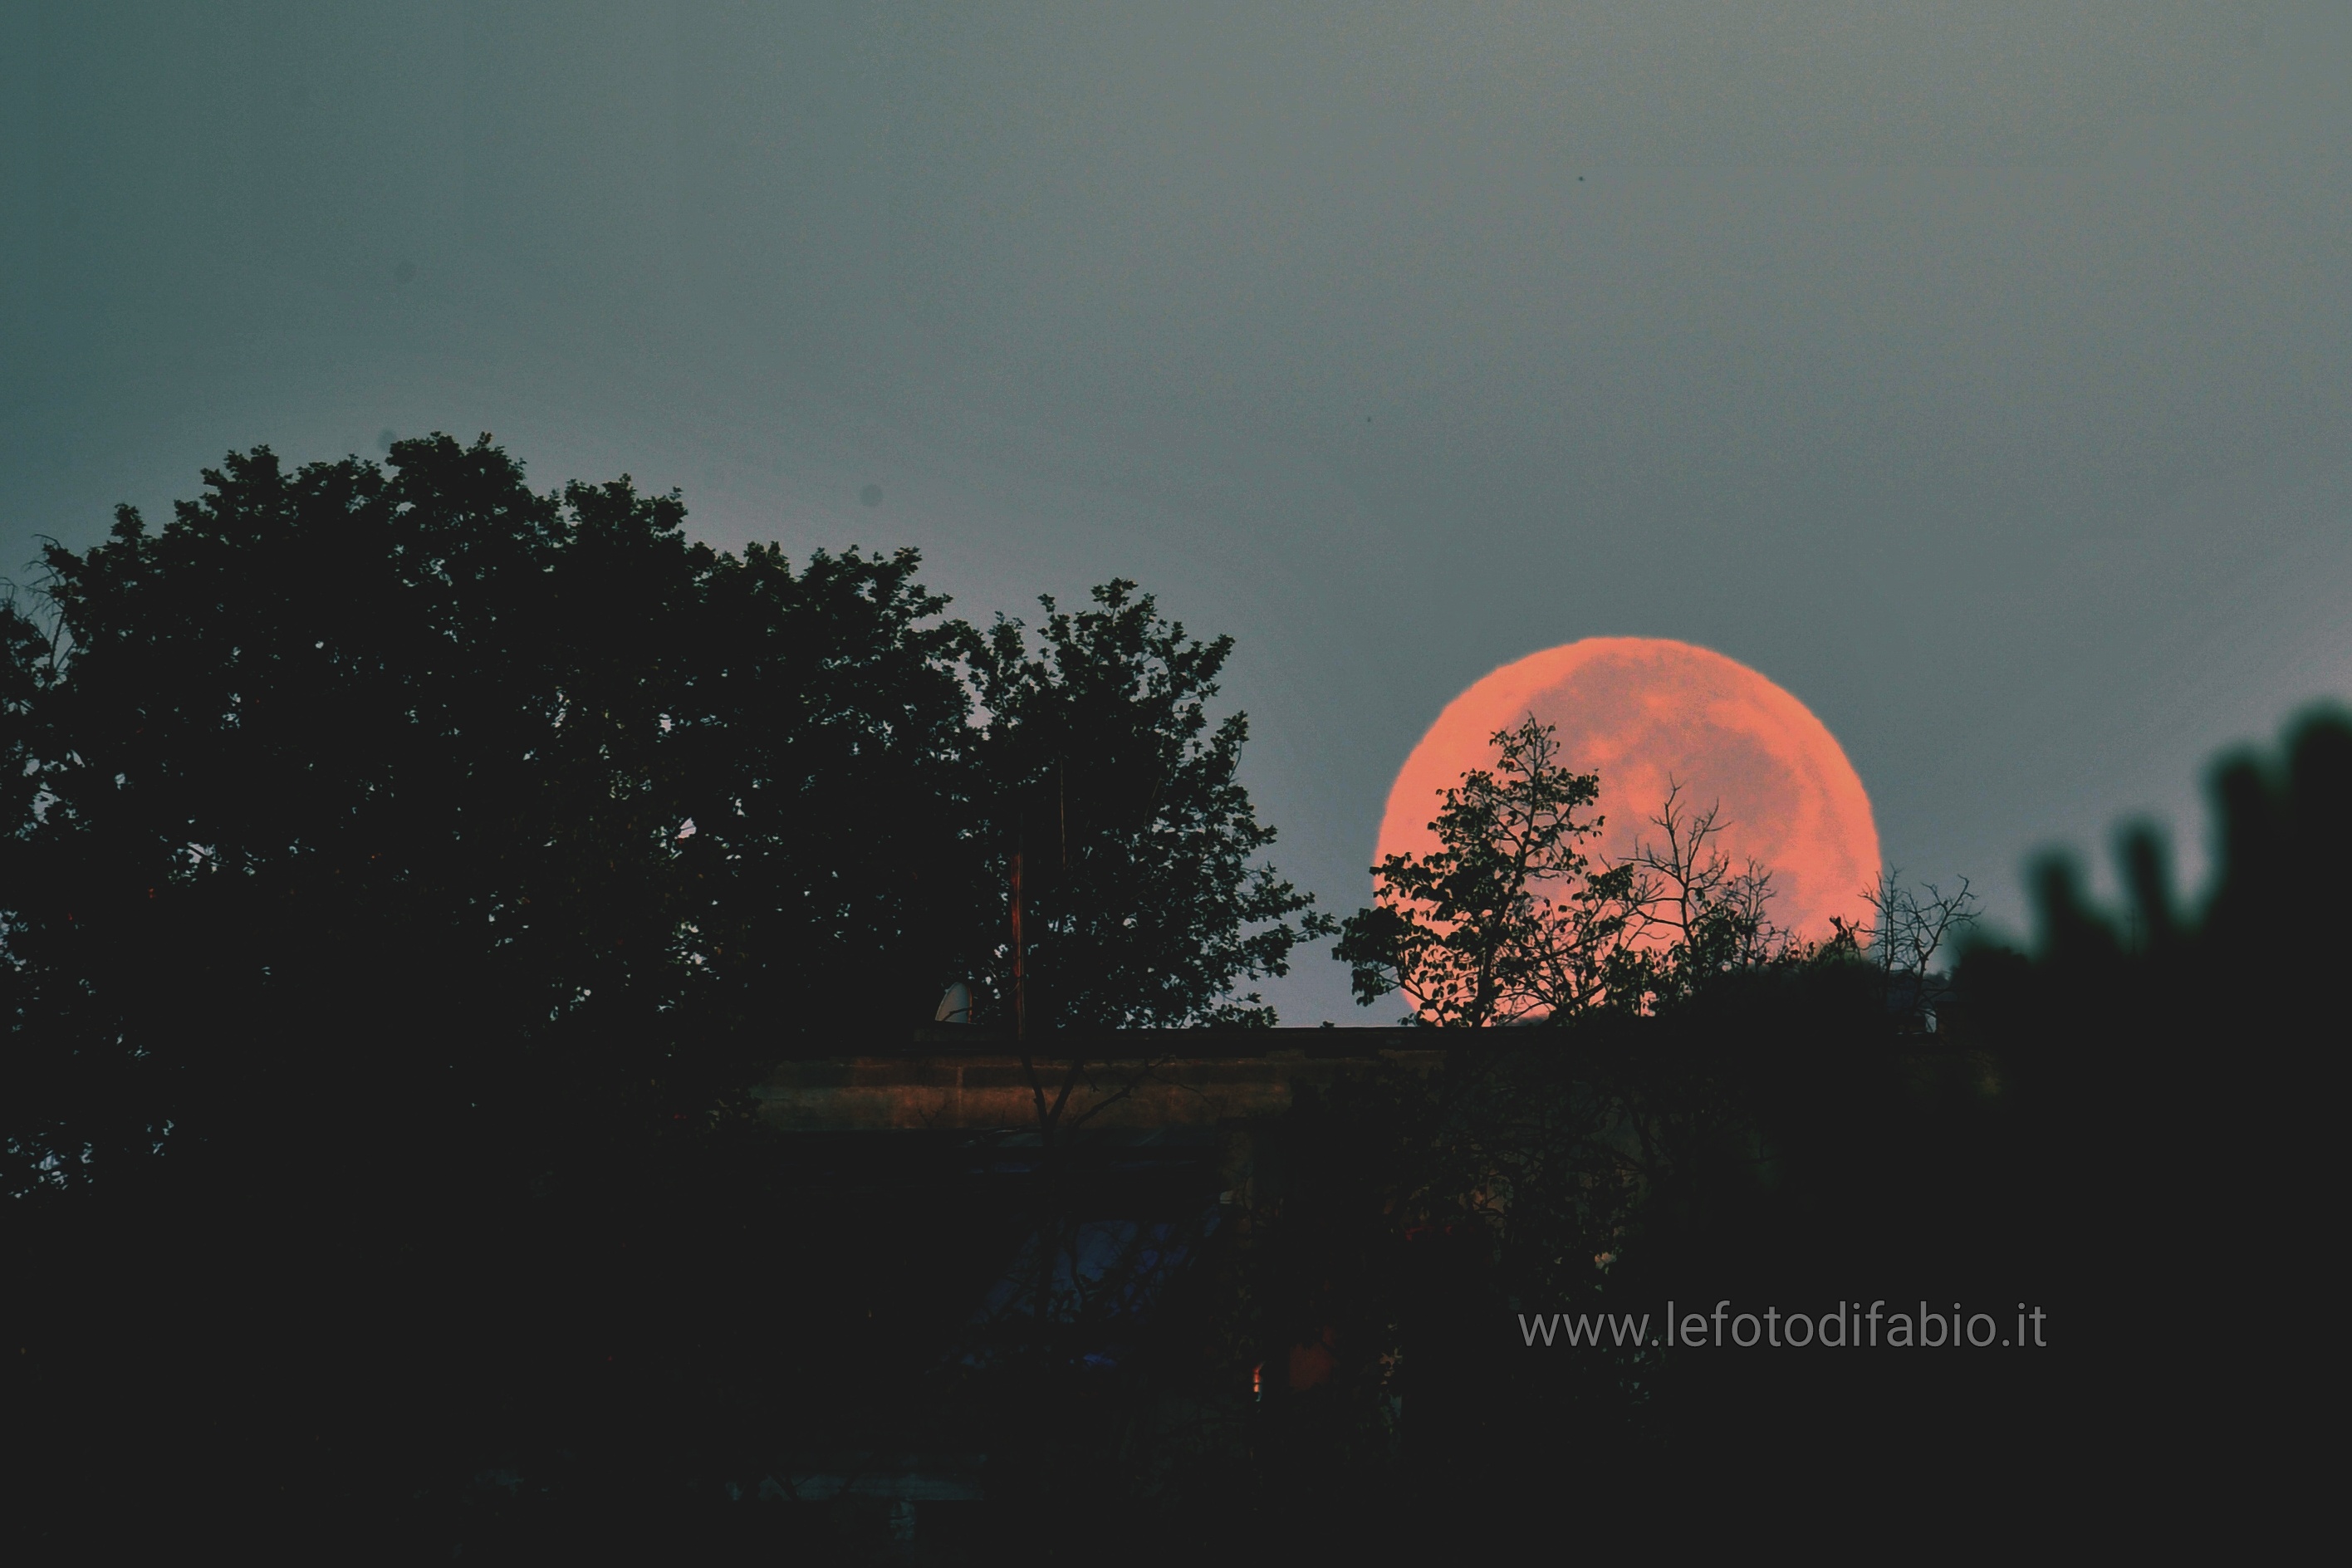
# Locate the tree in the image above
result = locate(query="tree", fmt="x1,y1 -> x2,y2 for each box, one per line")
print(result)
1613,782 -> 1801,1011
0,436 -> 979,1196
0,436 -> 1337,1549
1848,868 -> 1977,1027
1335,716 -> 1639,1027
2,439 -> 1335,1193
963,579 -> 1331,1036
946,580 -> 1334,1467
956,578 -> 1333,1174
669,538 -> 980,1043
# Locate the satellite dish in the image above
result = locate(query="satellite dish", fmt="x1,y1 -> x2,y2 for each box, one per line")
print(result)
934,981 -> 973,1026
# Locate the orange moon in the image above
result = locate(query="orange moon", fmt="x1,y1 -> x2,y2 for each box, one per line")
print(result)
1377,639 -> 1881,943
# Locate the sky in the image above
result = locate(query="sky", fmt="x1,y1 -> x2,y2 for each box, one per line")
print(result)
5,2 -> 2348,1024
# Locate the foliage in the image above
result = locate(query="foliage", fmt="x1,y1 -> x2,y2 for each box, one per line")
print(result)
962,580 -> 1332,1031
1334,713 -> 1857,1027
0,441 -> 1317,1200
1284,712 -> 2037,1507
1335,717 -> 1642,1027
0,437 -> 1335,1553
1611,782 -> 1804,1007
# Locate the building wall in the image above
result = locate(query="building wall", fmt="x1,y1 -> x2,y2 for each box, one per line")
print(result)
753,1046 -> 1444,1133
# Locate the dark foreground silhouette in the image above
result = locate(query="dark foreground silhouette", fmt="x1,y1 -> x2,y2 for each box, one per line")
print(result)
2,443 -> 2328,1554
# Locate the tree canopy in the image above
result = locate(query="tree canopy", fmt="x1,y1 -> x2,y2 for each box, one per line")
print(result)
0,436 -> 1321,1197
1335,715 -> 1826,1027
963,581 -> 1330,1031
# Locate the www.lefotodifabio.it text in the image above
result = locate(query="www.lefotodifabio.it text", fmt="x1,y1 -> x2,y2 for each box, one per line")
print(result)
1518,1302 -> 2050,1349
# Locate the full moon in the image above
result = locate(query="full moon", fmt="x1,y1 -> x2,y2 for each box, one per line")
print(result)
1377,639 -> 1881,943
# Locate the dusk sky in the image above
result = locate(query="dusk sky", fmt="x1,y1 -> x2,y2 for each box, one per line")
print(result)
7,2 -> 2348,1023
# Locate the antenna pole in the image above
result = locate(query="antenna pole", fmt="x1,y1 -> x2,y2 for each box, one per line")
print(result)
1011,833 -> 1027,1044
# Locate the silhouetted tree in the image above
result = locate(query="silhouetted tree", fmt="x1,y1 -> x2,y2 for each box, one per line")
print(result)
0,437 -> 985,1201
0,438 -> 1335,1553
0,439 -> 1328,1207
948,582 -> 1335,1446
963,580 -> 1331,1036
1335,717 -> 1641,1027
1611,781 -> 1810,1009
1849,868 -> 1977,1027
1290,716 -> 2051,1521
